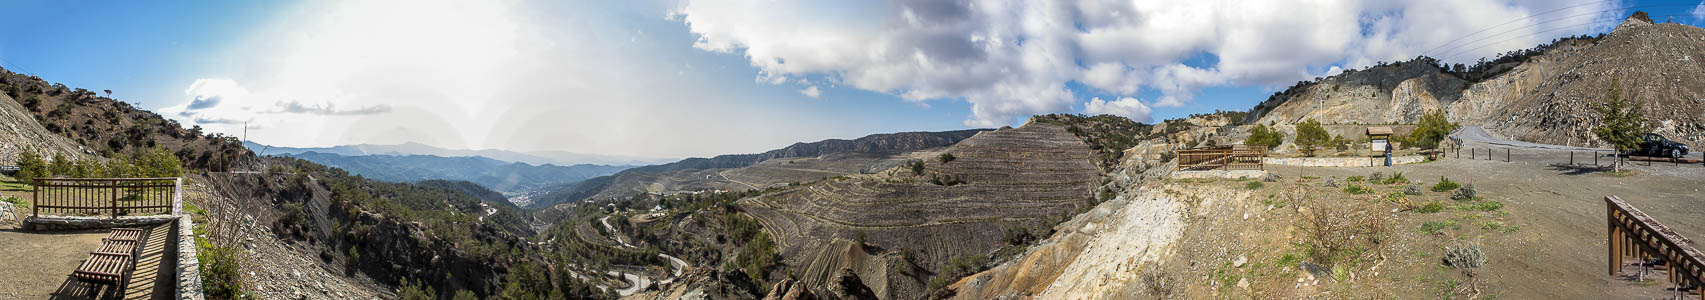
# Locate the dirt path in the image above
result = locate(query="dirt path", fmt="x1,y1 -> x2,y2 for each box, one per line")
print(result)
0,226 -> 109,298
1269,152 -> 1705,298
1453,126 -> 1607,151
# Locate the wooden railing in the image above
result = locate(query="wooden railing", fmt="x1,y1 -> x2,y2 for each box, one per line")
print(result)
1177,145 -> 1266,171
32,178 -> 182,219
1606,195 -> 1704,298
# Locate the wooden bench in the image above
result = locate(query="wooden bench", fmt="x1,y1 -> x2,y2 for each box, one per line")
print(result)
72,228 -> 145,285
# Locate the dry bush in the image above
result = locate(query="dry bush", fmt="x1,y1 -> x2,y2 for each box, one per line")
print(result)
1298,192 -> 1387,267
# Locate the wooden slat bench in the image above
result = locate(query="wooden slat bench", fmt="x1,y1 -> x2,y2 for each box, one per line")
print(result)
72,228 -> 145,285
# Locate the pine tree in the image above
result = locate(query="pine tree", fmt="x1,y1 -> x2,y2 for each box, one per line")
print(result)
1411,110 -> 1459,149
1293,119 -> 1331,156
15,149 -> 46,184
1593,78 -> 1645,173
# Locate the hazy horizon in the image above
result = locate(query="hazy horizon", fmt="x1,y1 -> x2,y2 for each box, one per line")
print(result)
2,0 -> 1687,157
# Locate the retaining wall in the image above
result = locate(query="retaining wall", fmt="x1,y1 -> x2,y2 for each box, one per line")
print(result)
1263,155 -> 1427,167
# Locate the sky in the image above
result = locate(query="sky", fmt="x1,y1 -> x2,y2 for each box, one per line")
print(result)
0,0 -> 1699,158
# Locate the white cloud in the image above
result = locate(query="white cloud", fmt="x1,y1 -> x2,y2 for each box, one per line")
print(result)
166,0 -> 867,158
1082,97 -> 1153,123
799,86 -> 821,98
1693,1 -> 1705,21
673,0 -> 1624,124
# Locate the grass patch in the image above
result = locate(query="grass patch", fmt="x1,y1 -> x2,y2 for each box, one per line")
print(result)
0,181 -> 31,191
1245,181 -> 1264,190
1347,175 -> 1365,182
1420,220 -> 1458,234
1,195 -> 27,210
1343,184 -> 1372,195
1478,221 -> 1504,231
1415,200 -> 1444,213
1456,201 -> 1503,212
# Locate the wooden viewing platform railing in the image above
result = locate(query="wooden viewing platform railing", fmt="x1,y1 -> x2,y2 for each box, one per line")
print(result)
1177,145 -> 1266,171
32,178 -> 182,219
1606,195 -> 1704,298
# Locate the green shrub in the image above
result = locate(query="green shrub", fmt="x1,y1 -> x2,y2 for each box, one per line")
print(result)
198,238 -> 246,298
1383,172 -> 1408,185
1420,220 -> 1457,233
1343,184 -> 1371,195
1450,184 -> 1477,201
1415,200 -> 1444,213
1402,184 -> 1423,195
1245,181 -> 1264,190
397,278 -> 437,300
938,153 -> 956,163
1346,175 -> 1365,182
1244,124 -> 1284,150
907,160 -> 926,176
1443,242 -> 1487,269
1368,172 -> 1384,183
1430,177 -> 1459,192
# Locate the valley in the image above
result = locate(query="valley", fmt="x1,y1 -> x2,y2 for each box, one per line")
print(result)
2,8 -> 1704,300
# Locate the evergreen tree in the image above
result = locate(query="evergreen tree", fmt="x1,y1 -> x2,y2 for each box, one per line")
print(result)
1410,110 -> 1459,149
47,153 -> 72,177
1293,119 -> 1331,156
1592,78 -> 1645,172
1244,124 -> 1284,150
15,149 -> 46,183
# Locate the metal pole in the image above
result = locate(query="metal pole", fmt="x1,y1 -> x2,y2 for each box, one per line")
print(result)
1506,148 -> 1510,162
1571,151 -> 1575,166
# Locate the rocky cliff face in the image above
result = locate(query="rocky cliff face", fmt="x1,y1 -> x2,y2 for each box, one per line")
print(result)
0,92 -> 95,163
1249,61 -> 1466,126
1457,20 -> 1705,148
1246,14 -> 1705,148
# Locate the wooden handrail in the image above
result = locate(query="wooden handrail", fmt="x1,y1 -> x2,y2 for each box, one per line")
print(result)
31,177 -> 182,219
1606,195 -> 1705,298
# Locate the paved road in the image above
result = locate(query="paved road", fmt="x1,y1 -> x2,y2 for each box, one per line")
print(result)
601,215 -> 635,248
1451,126 -> 1608,152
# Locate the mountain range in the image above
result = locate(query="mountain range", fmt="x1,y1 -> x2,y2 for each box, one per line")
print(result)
246,141 -> 677,166
279,151 -> 630,195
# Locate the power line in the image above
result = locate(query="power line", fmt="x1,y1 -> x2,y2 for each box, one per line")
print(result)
1420,0 -> 1620,55
1441,13 -> 1696,62
1431,3 -> 1696,59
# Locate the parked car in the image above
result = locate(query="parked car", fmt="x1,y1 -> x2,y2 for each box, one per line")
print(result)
1632,133 -> 1690,158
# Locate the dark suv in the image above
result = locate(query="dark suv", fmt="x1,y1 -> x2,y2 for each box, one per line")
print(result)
1633,133 -> 1690,158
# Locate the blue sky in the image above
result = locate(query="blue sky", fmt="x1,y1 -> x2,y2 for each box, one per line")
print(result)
1,0 -> 1699,158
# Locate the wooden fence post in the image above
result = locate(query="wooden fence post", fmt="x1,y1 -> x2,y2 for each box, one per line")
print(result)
109,179 -> 118,219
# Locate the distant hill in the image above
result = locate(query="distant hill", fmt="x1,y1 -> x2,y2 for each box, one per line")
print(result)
248,141 -> 676,166
527,129 -> 988,208
0,68 -> 251,170
282,151 -> 629,194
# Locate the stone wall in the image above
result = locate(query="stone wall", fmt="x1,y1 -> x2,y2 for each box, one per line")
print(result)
176,215 -> 204,300
1264,155 -> 1427,167
24,215 -> 176,231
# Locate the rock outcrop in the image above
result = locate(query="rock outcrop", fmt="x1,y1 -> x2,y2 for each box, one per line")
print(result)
1245,12 -> 1705,148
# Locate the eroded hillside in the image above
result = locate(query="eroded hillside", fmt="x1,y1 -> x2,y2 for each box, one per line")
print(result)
531,129 -> 986,209
736,122 -> 1102,299
1245,13 -> 1705,148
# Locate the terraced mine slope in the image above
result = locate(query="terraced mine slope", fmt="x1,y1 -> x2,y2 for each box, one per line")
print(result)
529,129 -> 985,209
737,122 -> 1101,299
